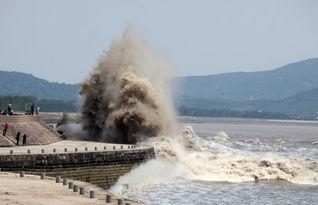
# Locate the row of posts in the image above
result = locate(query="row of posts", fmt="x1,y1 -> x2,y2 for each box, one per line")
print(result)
6,170 -> 131,205
8,144 -> 136,155
56,175 -> 130,205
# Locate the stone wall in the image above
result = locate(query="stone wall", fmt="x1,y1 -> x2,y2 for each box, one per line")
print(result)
0,148 -> 155,188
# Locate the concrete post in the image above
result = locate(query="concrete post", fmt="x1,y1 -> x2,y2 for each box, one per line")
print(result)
73,185 -> 79,192
79,187 -> 85,195
10,150 -> 13,155
106,194 -> 112,203
63,178 -> 68,185
75,148 -> 78,152
64,148 -> 67,152
41,149 -> 44,153
118,199 -> 124,205
68,182 -> 74,189
56,176 -> 62,183
20,171 -> 25,177
254,176 -> 260,183
27,150 -> 31,154
40,173 -> 45,180
90,190 -> 96,198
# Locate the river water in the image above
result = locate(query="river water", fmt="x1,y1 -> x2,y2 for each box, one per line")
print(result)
111,117 -> 318,205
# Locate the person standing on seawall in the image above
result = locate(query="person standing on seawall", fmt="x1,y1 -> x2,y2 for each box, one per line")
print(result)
31,104 -> 34,115
22,134 -> 27,145
2,123 -> 8,136
16,132 -> 20,145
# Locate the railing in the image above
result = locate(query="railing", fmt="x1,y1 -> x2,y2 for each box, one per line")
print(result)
5,144 -> 137,155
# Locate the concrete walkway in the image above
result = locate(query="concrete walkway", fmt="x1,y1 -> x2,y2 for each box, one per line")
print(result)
0,140 -> 137,155
0,172 -> 140,205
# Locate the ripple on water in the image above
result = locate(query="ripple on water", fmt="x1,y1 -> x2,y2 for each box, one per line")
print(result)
124,180 -> 318,205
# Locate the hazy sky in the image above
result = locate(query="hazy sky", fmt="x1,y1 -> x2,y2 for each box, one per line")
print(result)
1,0 -> 318,83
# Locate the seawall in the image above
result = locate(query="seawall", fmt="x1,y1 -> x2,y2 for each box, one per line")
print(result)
0,115 -> 61,146
0,148 -> 155,189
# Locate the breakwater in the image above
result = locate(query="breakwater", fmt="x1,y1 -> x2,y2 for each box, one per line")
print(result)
0,148 -> 155,189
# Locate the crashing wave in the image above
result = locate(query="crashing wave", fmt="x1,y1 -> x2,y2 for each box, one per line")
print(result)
111,126 -> 318,194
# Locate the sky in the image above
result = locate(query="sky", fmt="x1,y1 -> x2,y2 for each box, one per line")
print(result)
0,0 -> 318,83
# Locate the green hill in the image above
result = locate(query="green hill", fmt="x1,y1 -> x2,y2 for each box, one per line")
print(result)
260,87 -> 318,115
1,57 -> 318,117
0,71 -> 79,100
176,58 -> 318,101
0,96 -> 77,112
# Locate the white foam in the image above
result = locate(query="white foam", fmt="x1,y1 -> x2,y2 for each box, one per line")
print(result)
110,159 -> 192,195
312,140 -> 318,145
112,126 -> 318,194
213,131 -> 230,141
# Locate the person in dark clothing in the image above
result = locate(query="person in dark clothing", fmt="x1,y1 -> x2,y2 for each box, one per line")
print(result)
3,123 -> 8,136
16,132 -> 20,145
22,134 -> 27,145
31,104 -> 34,115
7,104 -> 13,115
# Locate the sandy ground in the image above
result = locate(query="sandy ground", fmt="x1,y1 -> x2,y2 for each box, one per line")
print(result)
0,140 -> 138,155
0,172 -> 141,205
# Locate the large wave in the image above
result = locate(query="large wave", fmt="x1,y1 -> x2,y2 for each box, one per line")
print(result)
111,127 -> 318,194
79,28 -> 175,143
66,28 -> 318,193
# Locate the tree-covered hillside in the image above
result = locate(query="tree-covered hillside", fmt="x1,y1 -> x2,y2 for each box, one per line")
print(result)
260,87 -> 318,115
0,71 -> 79,100
1,57 -> 318,117
0,96 -> 77,112
176,58 -> 318,101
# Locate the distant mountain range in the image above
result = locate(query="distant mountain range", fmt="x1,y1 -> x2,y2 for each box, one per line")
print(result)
176,58 -> 318,101
0,71 -> 79,100
176,58 -> 318,116
260,87 -> 318,115
1,58 -> 318,116
178,87 -> 318,116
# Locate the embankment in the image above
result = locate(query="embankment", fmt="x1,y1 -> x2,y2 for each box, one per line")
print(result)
0,148 -> 155,189
0,115 -> 61,146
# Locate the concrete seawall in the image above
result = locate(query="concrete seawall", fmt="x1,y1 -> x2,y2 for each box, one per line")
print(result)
0,148 -> 155,189
0,115 -> 61,146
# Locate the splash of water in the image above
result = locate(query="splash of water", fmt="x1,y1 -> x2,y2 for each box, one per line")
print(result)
111,127 -> 318,194
80,29 -> 175,143
65,28 -> 318,195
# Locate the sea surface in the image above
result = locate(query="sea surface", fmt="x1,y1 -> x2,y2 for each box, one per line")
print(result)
113,117 -> 318,205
